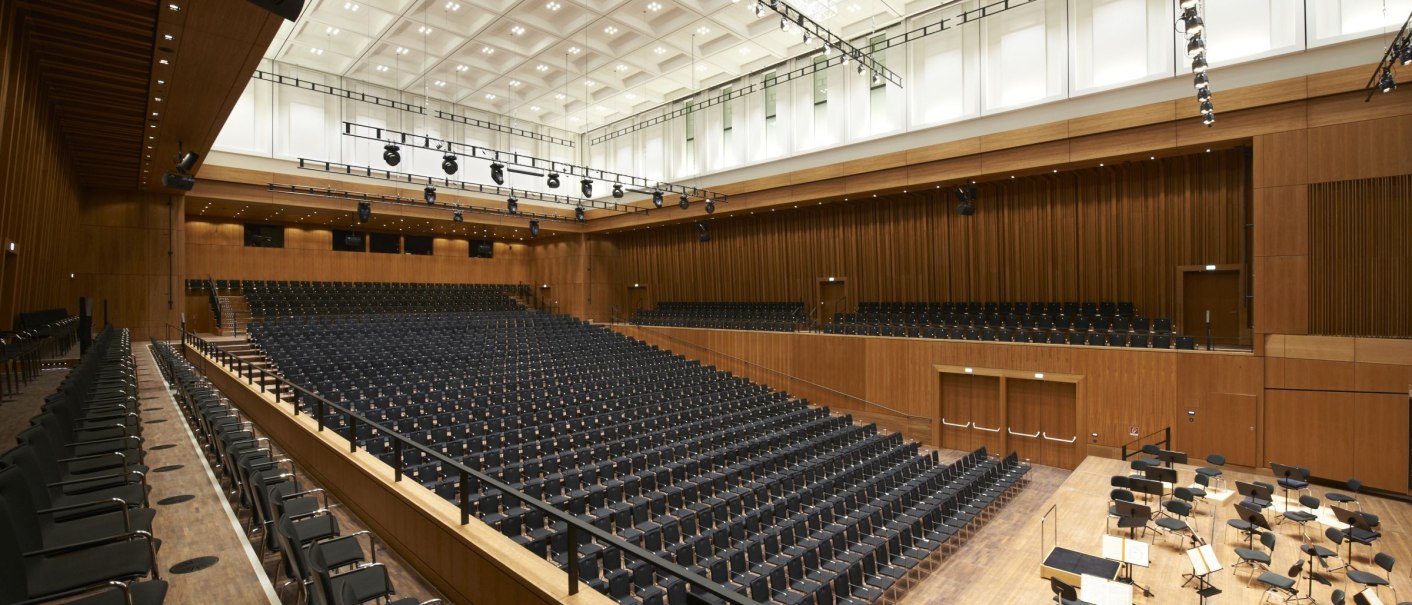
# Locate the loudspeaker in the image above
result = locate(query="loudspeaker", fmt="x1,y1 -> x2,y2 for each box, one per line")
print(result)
161,172 -> 195,191
244,0 -> 305,21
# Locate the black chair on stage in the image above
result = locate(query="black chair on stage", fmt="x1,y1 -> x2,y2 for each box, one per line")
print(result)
1280,495 -> 1321,541
1049,577 -> 1095,605
1195,454 -> 1226,490
1333,506 -> 1382,566
1228,503 -> 1271,549
1255,560 -> 1303,604
1237,480 -> 1274,512
1272,463 -> 1312,510
1327,479 -> 1363,512
1308,527 -> 1352,574
1347,553 -> 1396,602
1234,530 -> 1277,586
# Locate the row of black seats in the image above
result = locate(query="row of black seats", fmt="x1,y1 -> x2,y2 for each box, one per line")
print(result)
246,282 -> 524,318
834,312 -> 1171,334
1,314 -> 78,399
821,324 -> 1197,349
855,301 -> 1137,318
151,341 -> 440,605
247,299 -> 1031,605
0,328 -> 168,605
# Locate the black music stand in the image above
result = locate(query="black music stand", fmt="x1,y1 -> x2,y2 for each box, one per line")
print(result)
1157,449 -> 1189,468
1333,505 -> 1382,566
1230,503 -> 1271,550
1183,543 -> 1223,603
1130,477 -> 1165,507
1115,500 -> 1156,542
1236,480 -> 1274,511
1296,543 -> 1333,602
1272,463 -> 1310,512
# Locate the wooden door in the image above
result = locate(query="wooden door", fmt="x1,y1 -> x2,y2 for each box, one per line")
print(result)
1177,392 -> 1258,468
939,373 -> 1004,455
1181,270 -> 1241,347
1006,379 -> 1080,469
819,280 -> 847,324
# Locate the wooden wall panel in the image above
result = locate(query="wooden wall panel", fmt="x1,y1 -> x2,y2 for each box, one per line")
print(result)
1308,176 -> 1412,338
611,149 -> 1248,324
1265,390 -> 1409,492
75,192 -> 184,341
185,218 -> 532,287
1354,393 -> 1411,492
938,374 -> 1002,454
1175,354 -> 1263,467
0,2 -> 83,329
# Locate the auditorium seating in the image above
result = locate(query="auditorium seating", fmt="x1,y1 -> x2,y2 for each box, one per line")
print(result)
0,328 -> 168,605
1,312 -> 78,398
151,340 -> 441,605
630,302 -> 806,332
823,301 -> 1180,348
243,281 -> 526,318
239,282 -> 1029,605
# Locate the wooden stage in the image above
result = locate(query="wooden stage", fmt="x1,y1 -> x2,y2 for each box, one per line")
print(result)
898,456 -> 1412,604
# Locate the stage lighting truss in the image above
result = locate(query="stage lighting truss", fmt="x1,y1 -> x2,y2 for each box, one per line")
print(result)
1365,11 -> 1412,101
269,183 -> 582,224
294,158 -> 646,215
343,122 -> 727,206
756,1 -> 902,88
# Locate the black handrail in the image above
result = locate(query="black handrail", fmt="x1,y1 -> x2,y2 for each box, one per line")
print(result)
182,331 -> 756,605
206,276 -> 221,329
1120,427 -> 1171,461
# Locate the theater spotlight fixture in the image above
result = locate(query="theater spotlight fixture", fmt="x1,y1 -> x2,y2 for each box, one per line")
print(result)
529,219 -> 540,237
546,172 -> 561,188
1194,72 -> 1209,89
453,209 -> 463,222
507,195 -> 519,214
1401,40 -> 1412,65
678,193 -> 689,210
954,185 -> 976,216
424,185 -> 437,205
175,150 -> 200,174
612,183 -> 624,198
1381,68 -> 1397,94
697,222 -> 710,242
441,153 -> 458,175
1191,53 -> 1208,73
490,162 -> 505,185
382,144 -> 401,166
652,190 -> 664,208
704,198 -> 715,214
580,178 -> 593,198
357,201 -> 371,223
575,206 -> 585,221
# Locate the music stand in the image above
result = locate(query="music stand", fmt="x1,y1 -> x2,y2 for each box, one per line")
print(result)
1157,449 -> 1189,468
1103,533 -> 1153,598
1332,505 -> 1381,565
1236,480 -> 1273,511
1129,477 -> 1165,506
1296,543 -> 1333,602
1115,500 -> 1156,541
1231,503 -> 1271,550
1183,543 -> 1223,603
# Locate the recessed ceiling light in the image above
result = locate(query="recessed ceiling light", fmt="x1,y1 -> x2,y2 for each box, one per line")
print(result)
530,105 -> 541,111
695,64 -> 706,71
654,46 -> 666,55
158,58 -> 170,65
343,1 -> 359,11
445,1 -> 461,10
546,1 -> 561,10
485,93 -> 496,99
616,63 -> 627,71
325,26 -> 340,35
309,48 -> 324,55
555,93 -> 566,100
697,26 -> 710,35
647,2 -> 661,11
604,26 -> 618,34
625,93 -> 636,99
455,64 -> 468,72
481,46 -> 495,54
568,46 -> 581,55
163,34 -> 174,41
167,3 -> 180,11
511,25 -> 525,35
509,80 -> 521,87
739,47 -> 750,54
395,47 -> 409,55
375,64 -> 389,72
434,80 -> 446,86
584,79 -> 595,86
417,25 -> 433,35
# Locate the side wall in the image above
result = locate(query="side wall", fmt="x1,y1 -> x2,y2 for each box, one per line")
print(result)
77,192 -> 185,342
0,1 -> 83,328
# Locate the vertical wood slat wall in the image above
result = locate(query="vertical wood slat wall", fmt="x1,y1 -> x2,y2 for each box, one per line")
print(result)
1309,176 -> 1412,338
613,149 -> 1248,322
0,2 -> 83,328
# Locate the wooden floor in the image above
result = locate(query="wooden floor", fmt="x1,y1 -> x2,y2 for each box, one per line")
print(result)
898,455 -> 1412,604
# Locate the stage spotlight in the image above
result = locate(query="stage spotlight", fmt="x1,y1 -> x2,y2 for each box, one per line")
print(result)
803,30 -> 810,44
383,144 -> 401,166
754,2 -> 764,17
1191,53 -> 1208,73
575,206 -> 586,221
581,178 -> 593,198
175,151 -> 200,174
547,172 -> 561,188
357,201 -> 371,223
612,183 -> 624,198
490,162 -> 505,185
1180,0 -> 1197,8
1197,87 -> 1211,102
1186,36 -> 1204,58
453,210 -> 463,222
507,196 -> 519,214
442,153 -> 458,175
1199,99 -> 1214,115
857,62 -> 865,75
954,186 -> 976,216
424,186 -> 437,205
704,198 -> 715,214
529,219 -> 540,237
161,172 -> 194,190
678,194 -> 689,210
652,190 -> 664,208
1401,40 -> 1412,65
1381,68 -> 1397,93
1203,111 -> 1215,126
1194,72 -> 1209,89
697,222 -> 710,242
872,72 -> 882,86
1181,11 -> 1203,36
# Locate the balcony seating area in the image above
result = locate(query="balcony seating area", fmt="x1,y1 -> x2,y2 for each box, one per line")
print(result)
0,327 -> 168,605
242,281 -> 526,318
823,301 -> 1193,349
630,302 -> 807,332
237,281 -> 1029,605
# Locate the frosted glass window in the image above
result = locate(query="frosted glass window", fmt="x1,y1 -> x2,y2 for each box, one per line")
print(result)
721,86 -> 733,131
910,19 -> 975,125
287,102 -> 326,159
1071,0 -> 1171,91
1200,0 -> 1302,65
214,83 -> 259,152
984,2 -> 1059,109
764,70 -> 778,119
1311,0 -> 1412,44
813,56 -> 829,105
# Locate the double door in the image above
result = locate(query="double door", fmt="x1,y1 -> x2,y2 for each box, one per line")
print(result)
938,367 -> 1082,469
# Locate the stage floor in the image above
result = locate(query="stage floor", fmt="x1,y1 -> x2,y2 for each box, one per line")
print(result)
898,455 -> 1412,604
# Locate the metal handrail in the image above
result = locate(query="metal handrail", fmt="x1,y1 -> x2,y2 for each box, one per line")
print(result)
181,332 -> 755,605
971,423 -> 1002,433
940,418 -> 971,428
1120,427 -> 1172,461
1041,432 -> 1078,444
1006,427 -> 1042,438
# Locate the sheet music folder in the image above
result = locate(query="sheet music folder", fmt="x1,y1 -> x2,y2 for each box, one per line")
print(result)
1187,544 -> 1222,576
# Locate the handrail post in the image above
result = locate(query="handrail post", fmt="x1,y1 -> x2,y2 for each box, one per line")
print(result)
316,399 -> 325,431
459,469 -> 470,525
567,524 -> 581,595
393,439 -> 402,482
349,414 -> 359,453
1164,426 -> 1172,450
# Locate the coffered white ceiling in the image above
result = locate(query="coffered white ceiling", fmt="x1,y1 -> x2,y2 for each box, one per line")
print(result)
265,0 -> 923,130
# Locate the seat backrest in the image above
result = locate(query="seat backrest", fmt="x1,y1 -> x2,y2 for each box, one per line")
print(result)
1375,552 -> 1395,573
1207,454 -> 1225,466
1300,495 -> 1321,510
1261,530 -> 1277,551
1326,526 -> 1345,546
1050,577 -> 1077,600
0,497 -> 33,604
